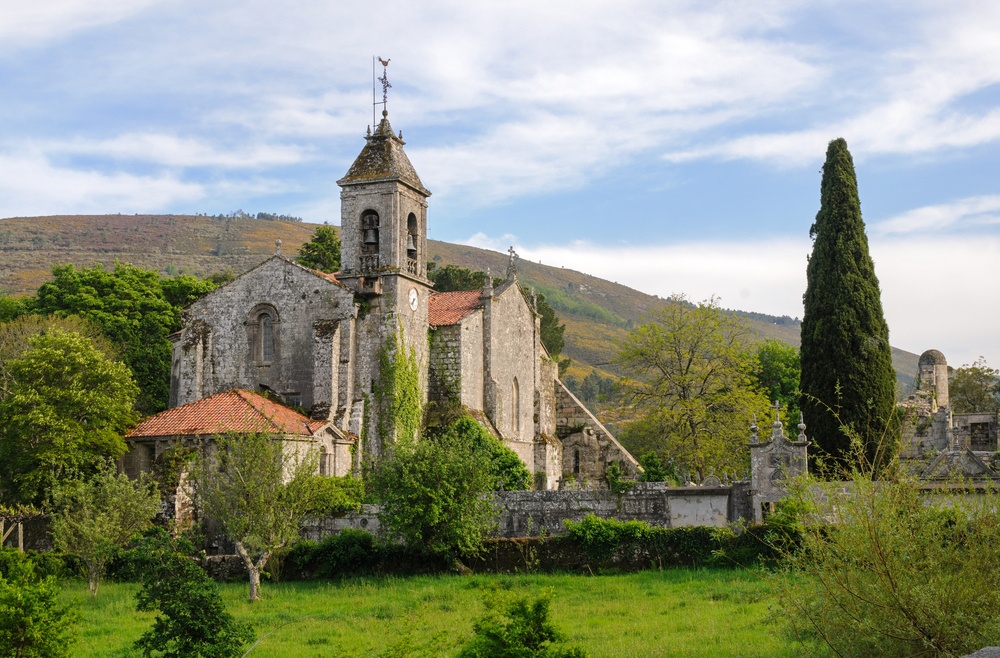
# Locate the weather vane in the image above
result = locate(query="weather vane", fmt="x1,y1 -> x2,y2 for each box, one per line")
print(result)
373,56 -> 392,128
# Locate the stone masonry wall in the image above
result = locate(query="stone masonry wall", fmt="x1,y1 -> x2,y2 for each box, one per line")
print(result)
428,324 -> 462,408
555,381 -> 640,482
305,486 -> 747,543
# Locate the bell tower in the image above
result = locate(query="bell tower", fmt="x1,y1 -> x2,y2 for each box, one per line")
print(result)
336,61 -> 432,454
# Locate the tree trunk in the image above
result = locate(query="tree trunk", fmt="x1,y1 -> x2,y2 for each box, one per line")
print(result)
234,541 -> 270,602
87,564 -> 100,598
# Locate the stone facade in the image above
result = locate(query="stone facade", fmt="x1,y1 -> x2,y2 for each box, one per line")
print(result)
166,111 -> 638,489
900,349 -> 1000,479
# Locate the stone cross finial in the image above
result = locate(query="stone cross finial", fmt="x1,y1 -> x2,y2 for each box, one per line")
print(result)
771,400 -> 782,422
275,239 -> 282,255
506,246 -> 518,279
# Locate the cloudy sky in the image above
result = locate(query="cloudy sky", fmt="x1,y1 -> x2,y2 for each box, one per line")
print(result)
2,1 -> 1000,369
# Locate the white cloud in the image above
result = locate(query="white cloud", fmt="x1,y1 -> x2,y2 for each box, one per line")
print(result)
874,195 -> 1000,236
0,0 -> 161,50
663,3 -> 1000,166
49,133 -> 309,168
0,150 -> 203,216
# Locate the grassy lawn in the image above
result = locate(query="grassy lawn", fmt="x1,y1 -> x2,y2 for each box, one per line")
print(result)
63,569 -> 812,657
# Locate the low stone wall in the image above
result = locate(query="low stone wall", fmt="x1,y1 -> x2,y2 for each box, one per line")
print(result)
493,484 -> 742,538
300,504 -> 382,541
301,485 -> 753,544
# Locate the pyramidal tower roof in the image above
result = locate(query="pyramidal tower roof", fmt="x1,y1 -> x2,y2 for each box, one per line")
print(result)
337,112 -> 430,196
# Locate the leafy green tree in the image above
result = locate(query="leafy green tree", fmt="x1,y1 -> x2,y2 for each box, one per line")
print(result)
752,339 -> 801,426
428,416 -> 530,491
0,314 -> 117,400
0,552 -> 76,657
949,357 -> 1000,413
637,451 -> 676,484
296,224 -> 341,273
616,295 -> 771,482
159,274 -> 217,309
191,432 -> 318,602
132,529 -> 253,658
429,264 -> 492,292
50,468 -> 160,597
800,138 -> 897,472
370,426 -> 498,561
458,587 -> 588,658
32,262 -> 177,412
536,293 -> 565,358
0,296 -> 28,322
0,330 -> 139,505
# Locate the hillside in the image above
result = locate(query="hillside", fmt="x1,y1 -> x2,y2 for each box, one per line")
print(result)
0,214 -> 919,389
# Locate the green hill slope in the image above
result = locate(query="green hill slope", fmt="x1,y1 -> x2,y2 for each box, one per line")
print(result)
0,214 -> 918,389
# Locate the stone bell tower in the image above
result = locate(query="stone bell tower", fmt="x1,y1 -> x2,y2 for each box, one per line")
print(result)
336,62 -> 432,454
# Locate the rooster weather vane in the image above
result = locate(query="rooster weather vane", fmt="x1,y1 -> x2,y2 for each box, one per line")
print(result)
372,56 -> 392,129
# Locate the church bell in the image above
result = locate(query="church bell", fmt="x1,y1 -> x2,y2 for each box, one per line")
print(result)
406,234 -> 417,252
363,229 -> 378,245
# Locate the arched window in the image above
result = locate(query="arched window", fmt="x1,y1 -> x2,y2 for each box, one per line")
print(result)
319,446 -> 329,476
249,305 -> 279,364
261,315 -> 273,362
406,213 -> 418,258
512,377 -> 520,434
361,210 -> 379,270
573,449 -> 581,475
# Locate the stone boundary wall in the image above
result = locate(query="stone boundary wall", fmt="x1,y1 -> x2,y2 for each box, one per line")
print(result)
302,485 -> 755,543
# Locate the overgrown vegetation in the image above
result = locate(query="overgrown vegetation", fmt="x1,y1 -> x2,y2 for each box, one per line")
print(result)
0,550 -> 76,657
775,461 -> 1000,656
373,329 -> 423,451
369,418 -> 500,562
131,529 -> 254,657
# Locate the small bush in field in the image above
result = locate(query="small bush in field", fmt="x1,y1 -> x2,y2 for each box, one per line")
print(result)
458,587 -> 588,658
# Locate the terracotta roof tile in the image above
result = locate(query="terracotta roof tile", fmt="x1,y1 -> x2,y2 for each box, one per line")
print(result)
128,390 -> 319,438
429,290 -> 482,327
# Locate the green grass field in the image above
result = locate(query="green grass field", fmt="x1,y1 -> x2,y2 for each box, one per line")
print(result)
62,569 -> 814,657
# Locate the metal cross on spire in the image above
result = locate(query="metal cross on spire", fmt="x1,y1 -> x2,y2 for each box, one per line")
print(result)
373,56 -> 392,128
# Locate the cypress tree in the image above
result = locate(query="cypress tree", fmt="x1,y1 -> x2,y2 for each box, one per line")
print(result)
800,138 -> 896,472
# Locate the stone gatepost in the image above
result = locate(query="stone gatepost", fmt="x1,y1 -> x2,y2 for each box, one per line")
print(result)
748,403 -> 809,523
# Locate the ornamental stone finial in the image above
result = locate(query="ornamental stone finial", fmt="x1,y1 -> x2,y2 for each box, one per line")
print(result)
275,239 -> 282,255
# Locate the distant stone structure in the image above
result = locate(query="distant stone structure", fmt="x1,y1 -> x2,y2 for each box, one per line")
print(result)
127,105 -> 638,489
900,349 -> 999,479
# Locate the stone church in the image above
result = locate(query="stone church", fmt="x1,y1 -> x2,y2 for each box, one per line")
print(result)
136,108 -> 638,489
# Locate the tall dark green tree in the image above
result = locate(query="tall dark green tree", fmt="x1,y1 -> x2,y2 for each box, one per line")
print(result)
800,138 -> 897,471
296,224 -> 341,273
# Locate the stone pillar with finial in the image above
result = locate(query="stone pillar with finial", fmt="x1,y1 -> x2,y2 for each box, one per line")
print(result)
748,400 -> 811,523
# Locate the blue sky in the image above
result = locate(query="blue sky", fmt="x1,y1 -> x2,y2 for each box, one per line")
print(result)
3,1 -> 1000,369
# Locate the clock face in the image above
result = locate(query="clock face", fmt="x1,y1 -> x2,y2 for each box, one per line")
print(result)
408,288 -> 419,311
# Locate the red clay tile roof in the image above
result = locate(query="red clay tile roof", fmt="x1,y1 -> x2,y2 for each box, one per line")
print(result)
429,290 -> 483,327
128,390 -> 321,438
